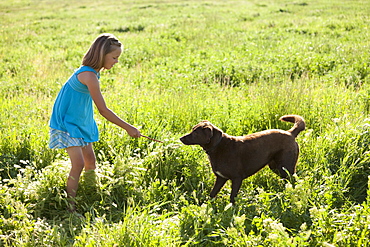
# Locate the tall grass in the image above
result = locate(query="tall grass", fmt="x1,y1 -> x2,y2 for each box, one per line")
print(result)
1,0 -> 370,246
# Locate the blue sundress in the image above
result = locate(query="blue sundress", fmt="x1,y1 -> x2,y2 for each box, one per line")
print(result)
49,66 -> 100,149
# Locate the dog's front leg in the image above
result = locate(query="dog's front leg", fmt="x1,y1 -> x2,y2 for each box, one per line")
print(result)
210,176 -> 228,199
230,178 -> 243,203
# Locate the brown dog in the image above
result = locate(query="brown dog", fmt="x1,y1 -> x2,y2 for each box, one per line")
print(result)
180,115 -> 305,203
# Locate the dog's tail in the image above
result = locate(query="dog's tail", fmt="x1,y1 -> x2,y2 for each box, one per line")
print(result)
279,115 -> 306,138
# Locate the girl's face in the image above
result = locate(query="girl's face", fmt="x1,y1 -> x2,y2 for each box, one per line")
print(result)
103,47 -> 122,70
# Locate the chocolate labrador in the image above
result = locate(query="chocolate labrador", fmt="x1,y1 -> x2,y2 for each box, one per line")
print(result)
180,115 -> 305,203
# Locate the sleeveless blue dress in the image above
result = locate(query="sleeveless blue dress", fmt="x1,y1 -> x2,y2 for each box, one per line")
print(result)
49,66 -> 100,148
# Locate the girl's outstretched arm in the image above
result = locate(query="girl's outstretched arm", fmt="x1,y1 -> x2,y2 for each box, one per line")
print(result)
78,71 -> 141,138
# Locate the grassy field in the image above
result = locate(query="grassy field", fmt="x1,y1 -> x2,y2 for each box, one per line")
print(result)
1,0 -> 370,246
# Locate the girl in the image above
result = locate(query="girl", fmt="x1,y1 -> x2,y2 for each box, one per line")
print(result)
49,33 -> 141,212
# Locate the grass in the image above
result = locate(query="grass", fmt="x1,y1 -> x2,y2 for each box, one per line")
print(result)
1,0 -> 370,246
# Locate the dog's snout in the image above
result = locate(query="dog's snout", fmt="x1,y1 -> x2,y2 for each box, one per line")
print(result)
180,133 -> 192,145
179,135 -> 187,144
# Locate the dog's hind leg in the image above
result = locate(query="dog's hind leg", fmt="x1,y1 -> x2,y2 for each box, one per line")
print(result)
230,178 -> 243,203
210,176 -> 228,199
268,160 -> 281,176
274,149 -> 298,178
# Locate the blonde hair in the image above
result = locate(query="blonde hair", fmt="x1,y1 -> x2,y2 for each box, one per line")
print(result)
82,33 -> 122,71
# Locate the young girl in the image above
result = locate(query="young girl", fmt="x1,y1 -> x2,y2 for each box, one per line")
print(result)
49,33 -> 141,212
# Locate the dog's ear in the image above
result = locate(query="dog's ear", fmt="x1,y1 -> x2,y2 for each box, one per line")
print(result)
202,123 -> 214,143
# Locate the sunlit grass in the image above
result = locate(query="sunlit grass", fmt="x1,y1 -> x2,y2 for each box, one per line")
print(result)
1,0 -> 370,245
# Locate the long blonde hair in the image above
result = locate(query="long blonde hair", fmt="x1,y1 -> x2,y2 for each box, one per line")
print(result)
82,33 -> 122,71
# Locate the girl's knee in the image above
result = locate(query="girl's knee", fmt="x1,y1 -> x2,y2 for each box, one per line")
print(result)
84,153 -> 96,170
70,162 -> 85,174
85,162 -> 96,171
82,144 -> 96,170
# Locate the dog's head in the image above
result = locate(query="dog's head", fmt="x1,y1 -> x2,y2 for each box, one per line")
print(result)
180,120 -> 219,146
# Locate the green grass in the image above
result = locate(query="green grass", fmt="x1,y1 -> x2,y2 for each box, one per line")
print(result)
1,0 -> 370,246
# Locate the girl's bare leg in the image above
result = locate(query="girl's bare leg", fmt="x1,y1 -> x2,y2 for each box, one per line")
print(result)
65,143 -> 97,211
81,144 -> 99,201
66,146 -> 85,211
82,143 -> 96,171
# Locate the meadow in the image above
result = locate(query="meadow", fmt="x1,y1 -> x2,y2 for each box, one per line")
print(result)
1,0 -> 370,246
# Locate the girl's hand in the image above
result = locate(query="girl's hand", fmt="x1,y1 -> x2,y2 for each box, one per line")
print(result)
126,126 -> 141,138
